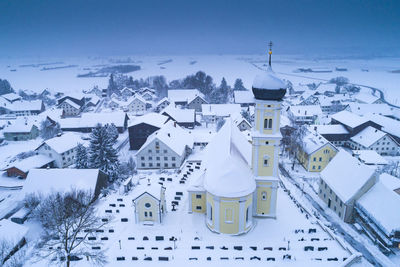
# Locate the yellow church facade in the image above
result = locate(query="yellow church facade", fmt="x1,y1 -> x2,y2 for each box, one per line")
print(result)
188,49 -> 286,234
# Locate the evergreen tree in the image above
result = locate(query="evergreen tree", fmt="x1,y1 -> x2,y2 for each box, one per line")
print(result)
0,79 -> 14,95
89,124 -> 119,181
233,78 -> 246,91
210,77 -> 230,104
75,143 -> 89,169
107,74 -> 117,97
105,123 -> 119,143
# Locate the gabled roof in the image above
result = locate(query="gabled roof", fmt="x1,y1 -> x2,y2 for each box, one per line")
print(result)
1,93 -> 21,102
379,173 -> 400,191
302,131 -> 337,155
357,182 -> 400,236
2,154 -> 53,173
162,104 -> 195,123
355,93 -> 380,104
331,110 -> 368,128
59,112 -> 128,129
366,113 -> 400,139
21,169 -> 102,197
128,112 -> 168,128
233,90 -> 254,104
4,100 -> 43,112
167,89 -> 204,104
62,99 -> 81,110
132,181 -> 164,201
38,132 -> 83,154
348,103 -> 393,117
321,150 -> 376,203
128,94 -> 147,105
202,104 -> 242,117
156,97 -> 170,106
3,118 -> 37,133
137,121 -> 193,156
350,126 -> 387,147
203,118 -> 255,198
353,150 -> 388,165
311,124 -> 349,135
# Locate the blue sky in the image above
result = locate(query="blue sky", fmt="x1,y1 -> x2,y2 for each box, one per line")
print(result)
0,0 -> 399,57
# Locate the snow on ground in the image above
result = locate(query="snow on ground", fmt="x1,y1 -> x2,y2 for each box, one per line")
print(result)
26,160 -> 350,266
2,55 -> 400,104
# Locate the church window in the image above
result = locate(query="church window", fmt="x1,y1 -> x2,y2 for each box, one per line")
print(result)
145,203 -> 151,208
144,211 -> 148,217
262,191 -> 267,200
246,207 -> 249,222
225,208 -> 233,223
196,206 -> 202,210
263,155 -> 270,166
196,194 -> 202,199
264,118 -> 273,129
149,211 -> 153,217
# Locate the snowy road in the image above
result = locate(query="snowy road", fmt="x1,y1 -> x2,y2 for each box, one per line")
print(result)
279,164 -> 395,267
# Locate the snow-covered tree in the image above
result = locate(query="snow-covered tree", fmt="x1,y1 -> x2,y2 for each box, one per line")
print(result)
152,75 -> 168,98
0,238 -> 26,267
31,190 -> 109,267
105,123 -> 119,143
40,119 -> 61,140
233,78 -> 246,91
0,79 -> 14,95
75,143 -> 89,169
89,124 -> 119,181
210,77 -> 230,104
241,109 -> 253,124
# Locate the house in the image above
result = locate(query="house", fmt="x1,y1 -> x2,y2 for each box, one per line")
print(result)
1,93 -> 22,103
162,105 -> 196,129
35,132 -> 84,168
233,115 -> 252,131
3,119 -> 39,141
348,126 -> 399,156
136,121 -> 193,169
233,90 -> 255,107
355,182 -> 400,248
140,88 -> 155,101
348,103 -> 394,118
317,95 -> 349,114
354,93 -> 382,104
297,131 -> 338,172
59,112 -> 129,133
2,154 -> 54,178
201,104 -> 242,124
21,169 -> 108,200
0,100 -> 45,117
108,98 -> 124,110
311,124 -> 350,146
0,219 -> 28,264
168,89 -> 206,111
287,105 -> 322,125
155,97 -> 170,112
126,95 -> 147,114
59,99 -> 81,117
121,87 -> 135,98
318,150 -> 377,223
352,150 -> 388,166
132,180 -> 166,224
366,113 -> 400,144
57,94 -> 85,107
331,110 -> 381,136
128,113 -> 168,150
85,95 -> 100,108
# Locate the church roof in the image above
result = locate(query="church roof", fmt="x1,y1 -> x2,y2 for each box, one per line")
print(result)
252,67 -> 287,101
203,118 -> 255,198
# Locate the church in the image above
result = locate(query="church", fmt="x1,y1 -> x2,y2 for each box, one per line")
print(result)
187,48 -> 287,234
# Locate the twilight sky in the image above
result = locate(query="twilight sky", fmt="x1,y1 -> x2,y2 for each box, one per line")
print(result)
0,0 -> 399,57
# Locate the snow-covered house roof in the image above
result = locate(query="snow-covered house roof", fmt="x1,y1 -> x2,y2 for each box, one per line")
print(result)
0,219 -> 28,245
302,131 -> 337,155
62,99 -> 81,110
5,100 -> 43,112
2,118 -> 38,133
167,89 -> 204,104
37,132 -> 83,154
203,118 -> 255,198
348,103 -> 394,117
2,154 -> 53,173
350,126 -> 387,147
289,105 -> 322,117
132,180 -> 164,201
128,94 -> 147,105
233,90 -> 254,104
21,169 -> 104,197
320,150 -> 376,203
59,112 -> 128,129
129,112 -> 168,128
137,121 -> 193,156
156,97 -> 170,106
315,83 -> 337,93
201,104 -> 242,117
353,150 -> 388,165
357,182 -> 400,237
331,110 -> 368,128
379,173 -> 400,192
355,93 -> 380,104
1,93 -> 21,102
311,124 -> 349,135
366,113 -> 400,139
162,105 -> 195,123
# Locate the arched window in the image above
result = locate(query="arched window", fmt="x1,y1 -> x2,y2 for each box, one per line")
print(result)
264,118 -> 273,129
268,118 -> 272,129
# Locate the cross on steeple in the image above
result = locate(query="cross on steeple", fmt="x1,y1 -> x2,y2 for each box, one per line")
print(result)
268,41 -> 273,67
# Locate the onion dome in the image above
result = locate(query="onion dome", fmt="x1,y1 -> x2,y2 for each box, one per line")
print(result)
252,66 -> 287,101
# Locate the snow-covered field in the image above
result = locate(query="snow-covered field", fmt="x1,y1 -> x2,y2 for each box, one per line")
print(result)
1,55 -> 400,104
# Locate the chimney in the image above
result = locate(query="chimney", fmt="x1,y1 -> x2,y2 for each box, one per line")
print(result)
174,121 -> 176,128
147,178 -> 151,186
168,133 -> 171,137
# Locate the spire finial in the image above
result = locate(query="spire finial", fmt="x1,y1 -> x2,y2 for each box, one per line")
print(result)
268,41 -> 273,67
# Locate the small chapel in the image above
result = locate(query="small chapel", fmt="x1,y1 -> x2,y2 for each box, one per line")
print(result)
187,46 -> 287,235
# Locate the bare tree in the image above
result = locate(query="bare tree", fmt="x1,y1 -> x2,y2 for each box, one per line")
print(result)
29,189 -> 110,267
0,238 -> 26,267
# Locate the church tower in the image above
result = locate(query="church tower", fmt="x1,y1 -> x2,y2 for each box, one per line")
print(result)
251,43 -> 287,218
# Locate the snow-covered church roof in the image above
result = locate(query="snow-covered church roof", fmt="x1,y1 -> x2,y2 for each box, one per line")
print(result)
253,67 -> 286,90
203,118 -> 255,198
